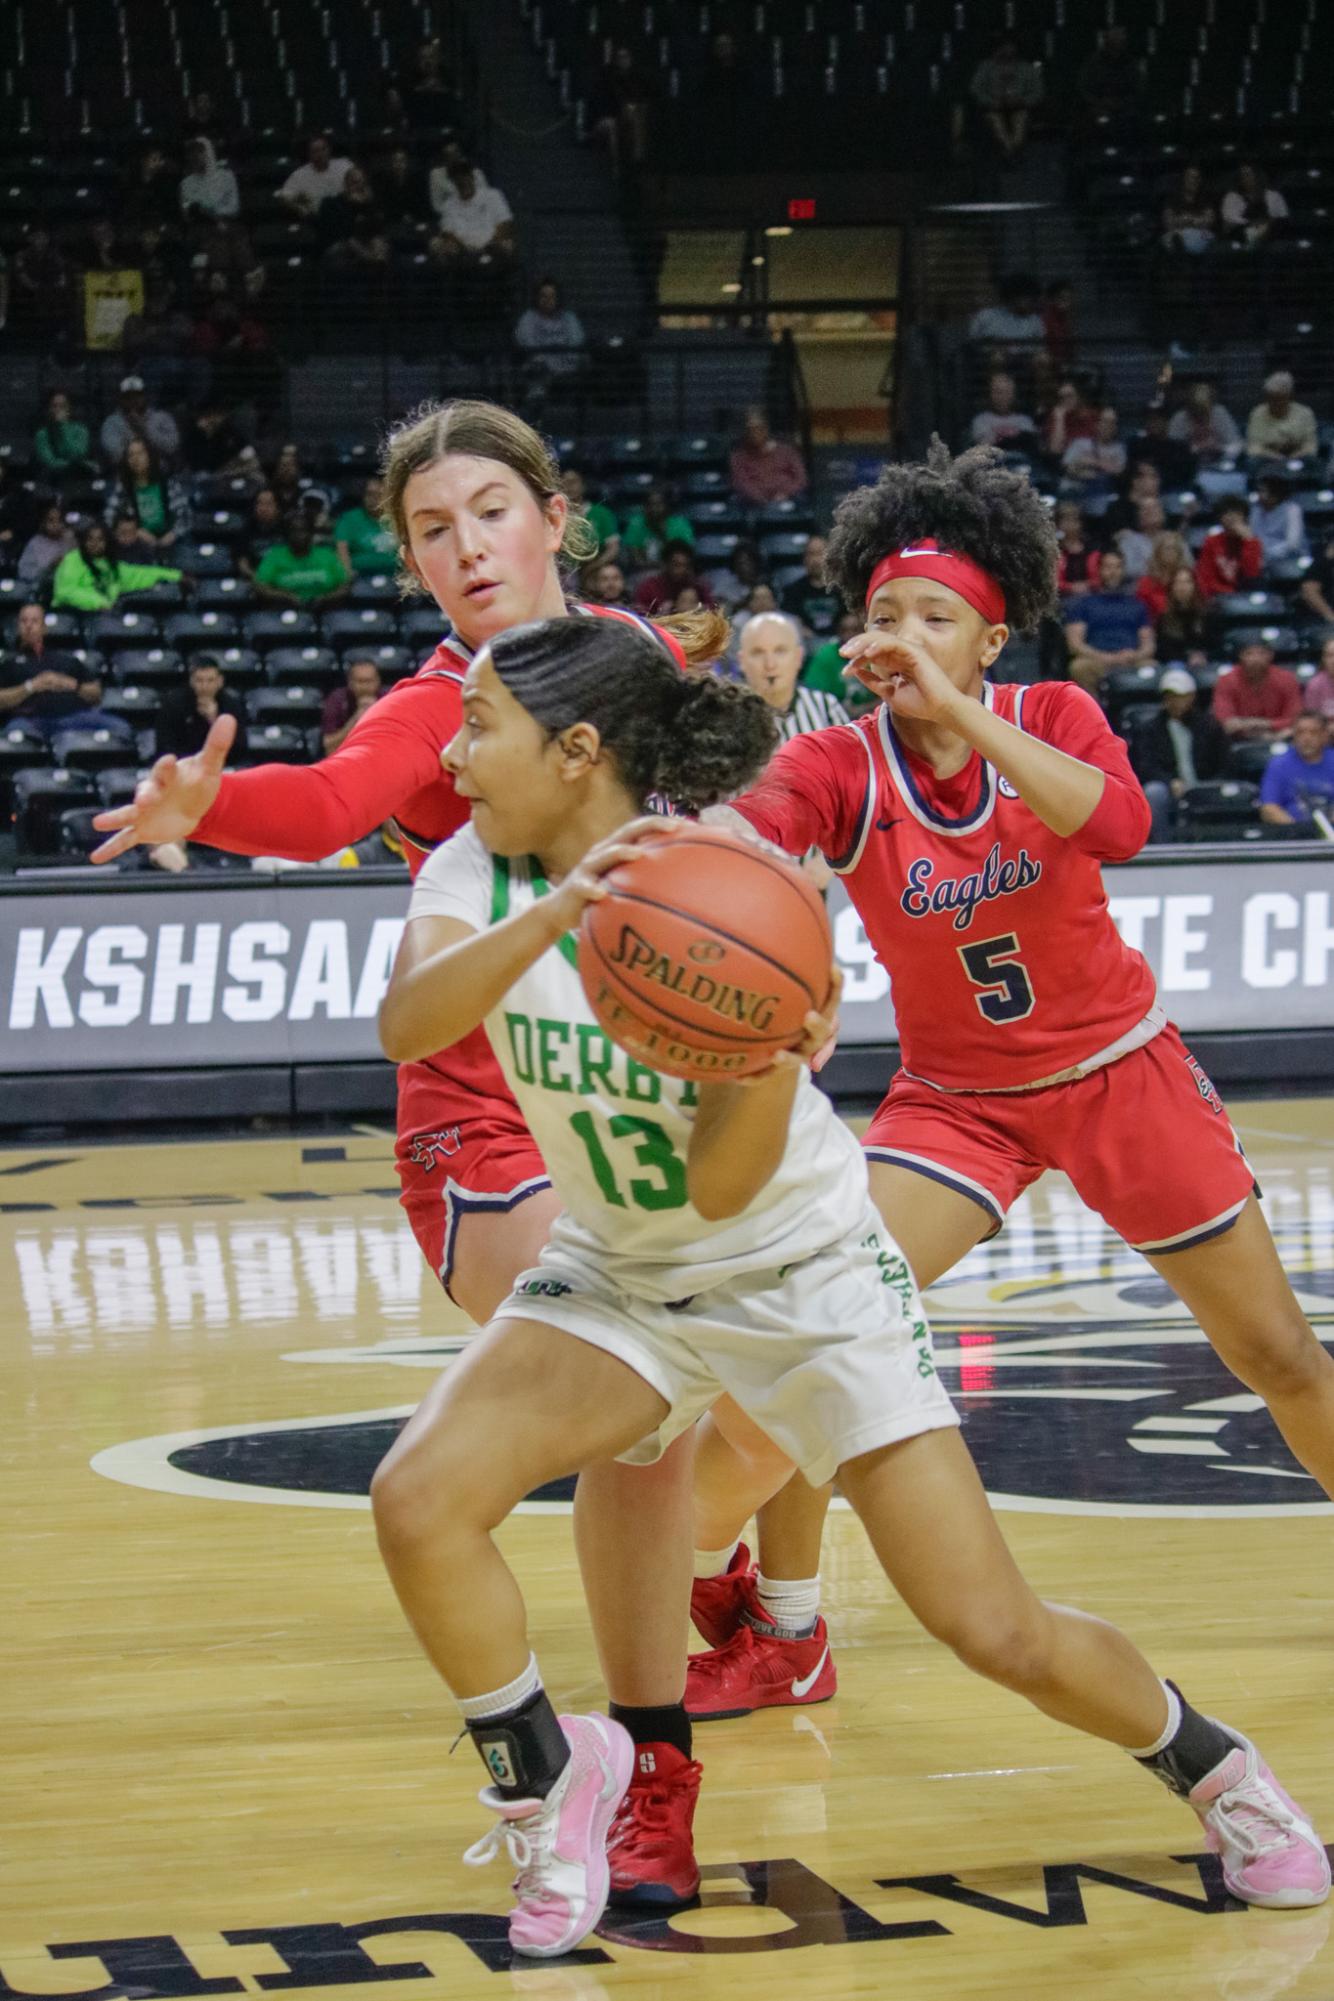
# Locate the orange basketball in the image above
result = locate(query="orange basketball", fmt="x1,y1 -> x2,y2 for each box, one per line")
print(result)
577,827 -> 833,1081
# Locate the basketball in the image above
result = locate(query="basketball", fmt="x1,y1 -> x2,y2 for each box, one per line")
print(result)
577,827 -> 833,1081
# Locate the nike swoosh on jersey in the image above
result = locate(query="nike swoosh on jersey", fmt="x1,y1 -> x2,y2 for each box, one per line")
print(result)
790,1647 -> 830,1699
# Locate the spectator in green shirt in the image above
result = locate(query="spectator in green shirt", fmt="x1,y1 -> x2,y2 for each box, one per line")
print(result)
335,474 -> 400,576
51,520 -> 183,610
32,389 -> 97,482
801,610 -> 872,711
560,467 -> 619,561
253,513 -> 352,609
620,485 -> 695,570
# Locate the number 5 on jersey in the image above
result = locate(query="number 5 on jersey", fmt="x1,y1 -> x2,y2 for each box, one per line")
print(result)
957,932 -> 1035,1024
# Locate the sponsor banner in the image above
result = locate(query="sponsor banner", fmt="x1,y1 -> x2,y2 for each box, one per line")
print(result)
1,851 -> 1332,1073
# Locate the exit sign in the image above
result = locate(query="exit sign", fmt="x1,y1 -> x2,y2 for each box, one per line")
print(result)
787,197 -> 816,220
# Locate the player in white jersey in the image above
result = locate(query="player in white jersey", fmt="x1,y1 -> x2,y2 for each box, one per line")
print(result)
373,615 -> 1328,1955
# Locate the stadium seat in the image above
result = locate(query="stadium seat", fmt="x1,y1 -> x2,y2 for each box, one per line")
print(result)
240,723 -> 315,766
53,729 -> 132,775
89,609 -> 162,653
348,574 -> 399,606
198,646 -> 264,691
358,645 -> 415,682
243,608 -> 321,651
56,806 -> 103,860
758,530 -> 812,563
267,646 -> 340,689
197,578 -> 259,612
110,648 -> 184,688
1227,741 -> 1282,784
247,685 -> 325,731
0,726 -> 52,815
99,687 -> 161,733
1103,664 -> 1162,723
1176,779 -> 1260,840
400,607 -> 449,650
95,767 -> 145,808
165,611 -> 241,652
322,607 -> 400,649
12,767 -> 99,855
694,533 -> 741,563
1212,592 -> 1288,625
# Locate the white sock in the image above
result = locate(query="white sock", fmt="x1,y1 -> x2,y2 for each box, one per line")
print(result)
458,1652 -> 542,1721
1125,1679 -> 1181,1759
693,1540 -> 739,1580
755,1572 -> 820,1637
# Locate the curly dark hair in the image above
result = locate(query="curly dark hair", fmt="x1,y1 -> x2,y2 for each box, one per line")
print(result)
823,439 -> 1059,633
488,614 -> 778,813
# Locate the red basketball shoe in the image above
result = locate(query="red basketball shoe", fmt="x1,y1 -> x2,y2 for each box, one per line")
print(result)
605,1742 -> 703,1906
689,1542 -> 757,1648
685,1616 -> 837,1721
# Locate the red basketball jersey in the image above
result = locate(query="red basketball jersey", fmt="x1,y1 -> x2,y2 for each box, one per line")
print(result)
731,681 -> 1158,1092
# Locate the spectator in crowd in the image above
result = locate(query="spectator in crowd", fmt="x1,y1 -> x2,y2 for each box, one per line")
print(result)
632,537 -> 715,615
427,141 -> 488,223
737,612 -> 850,742
126,146 -> 180,231
1221,163 -> 1289,249
267,442 -> 321,521
970,371 -> 1037,449
1115,495 -> 1167,581
83,216 -> 127,275
968,271 -> 1044,349
801,608 -> 865,703
589,44 -> 655,176
181,90 -> 222,141
514,277 -> 587,411
110,512 -> 162,565
1161,164 -> 1216,255
1077,23 -> 1141,120
17,500 -> 76,586
779,533 -> 841,636
106,438 -> 190,551
1298,529 -> 1334,629
404,35 -> 454,123
1130,665 -> 1231,842
728,407 -> 809,506
375,147 -> 431,233
967,38 -> 1043,162
1063,546 -> 1155,692
192,289 -> 279,419
705,539 -> 766,615
1055,500 -> 1101,597
278,135 -> 354,218
1212,638 -> 1302,742
736,580 -> 779,623
51,519 -> 182,610
1127,402 -> 1197,489
1168,380 -> 1241,464
1195,499 -> 1264,600
1154,564 -> 1212,668
0,460 -> 40,562
0,601 -> 133,746
1135,531 -> 1191,621
620,486 -> 694,569
251,511 -> 350,609
1105,457 -> 1163,537
1303,636 -> 1334,721
1246,372 -> 1318,464
560,468 -> 619,561
100,375 -> 181,469
580,556 -> 628,606
1041,278 -> 1076,368
335,475 -> 399,575
182,401 -> 256,476
1061,405 -> 1126,488
1042,376 -> 1097,461
157,654 -> 248,760
1249,474 -> 1309,566
32,389 -> 97,481
1259,711 -> 1334,826
179,138 -> 239,225
11,228 -> 73,344
191,216 -> 261,295
324,205 -> 391,277
238,487 -> 285,580
317,165 -> 383,252
428,161 -> 515,264
321,655 -> 384,754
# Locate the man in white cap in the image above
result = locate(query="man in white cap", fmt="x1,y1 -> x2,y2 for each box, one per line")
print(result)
1246,371 -> 1317,463
1128,664 -> 1232,842
99,375 -> 181,467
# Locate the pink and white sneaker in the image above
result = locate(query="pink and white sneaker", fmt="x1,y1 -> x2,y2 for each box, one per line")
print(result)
1189,1730 -> 1331,1909
463,1713 -> 634,1957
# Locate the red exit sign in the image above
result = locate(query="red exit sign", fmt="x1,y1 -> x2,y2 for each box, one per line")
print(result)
787,197 -> 816,220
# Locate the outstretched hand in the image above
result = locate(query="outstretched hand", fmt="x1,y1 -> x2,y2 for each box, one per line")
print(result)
91,713 -> 237,863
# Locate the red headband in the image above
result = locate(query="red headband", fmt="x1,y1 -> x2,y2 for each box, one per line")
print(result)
865,540 -> 1006,624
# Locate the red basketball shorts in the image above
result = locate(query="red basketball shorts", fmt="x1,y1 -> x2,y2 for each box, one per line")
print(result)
395,1061 -> 550,1296
863,1025 -> 1255,1254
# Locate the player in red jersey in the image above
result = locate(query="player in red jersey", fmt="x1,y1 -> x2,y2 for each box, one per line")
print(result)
678,442 -> 1334,1721
90,400 -> 726,1894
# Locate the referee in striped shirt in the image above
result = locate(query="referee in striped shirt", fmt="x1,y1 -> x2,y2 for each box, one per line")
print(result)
736,611 -> 850,741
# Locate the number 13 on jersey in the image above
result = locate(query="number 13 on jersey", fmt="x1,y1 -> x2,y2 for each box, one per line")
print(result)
957,932 -> 1036,1025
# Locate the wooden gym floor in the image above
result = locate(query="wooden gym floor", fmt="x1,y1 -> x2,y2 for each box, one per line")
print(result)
3,1098 -> 1333,2001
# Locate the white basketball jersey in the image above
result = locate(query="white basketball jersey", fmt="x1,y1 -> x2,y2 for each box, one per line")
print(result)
408,823 -> 868,1300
